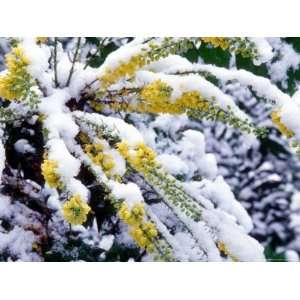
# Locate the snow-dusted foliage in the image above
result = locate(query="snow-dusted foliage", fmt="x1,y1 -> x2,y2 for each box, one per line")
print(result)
0,37 -> 299,261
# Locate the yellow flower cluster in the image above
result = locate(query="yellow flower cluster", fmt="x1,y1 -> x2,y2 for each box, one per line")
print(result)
217,241 -> 238,262
117,142 -> 157,173
0,45 -> 31,101
84,143 -> 115,176
271,110 -> 294,138
41,159 -> 63,189
100,55 -> 146,89
201,37 -> 230,50
118,202 -> 158,252
176,91 -> 211,112
63,194 -> 91,225
124,80 -> 211,115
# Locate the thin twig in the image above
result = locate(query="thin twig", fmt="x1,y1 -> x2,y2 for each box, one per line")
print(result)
53,38 -> 59,88
66,37 -> 81,87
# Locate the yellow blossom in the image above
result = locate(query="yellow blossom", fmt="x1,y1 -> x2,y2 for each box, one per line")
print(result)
100,55 -> 146,89
118,202 -> 158,252
201,37 -> 230,50
117,142 -> 157,173
110,80 -> 211,115
84,143 -> 116,176
116,141 -> 130,158
0,45 -> 31,101
41,159 -> 63,189
63,194 -> 91,225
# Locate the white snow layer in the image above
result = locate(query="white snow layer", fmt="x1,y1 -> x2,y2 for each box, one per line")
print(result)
46,138 -> 81,182
109,181 -> 144,208
0,139 -> 5,184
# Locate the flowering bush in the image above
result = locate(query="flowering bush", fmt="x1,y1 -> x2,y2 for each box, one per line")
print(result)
0,37 -> 299,261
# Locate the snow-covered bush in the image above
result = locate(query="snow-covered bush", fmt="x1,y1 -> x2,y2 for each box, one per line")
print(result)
0,37 -> 298,261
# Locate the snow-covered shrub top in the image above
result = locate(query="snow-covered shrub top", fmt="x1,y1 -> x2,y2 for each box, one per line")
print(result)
0,37 -> 297,262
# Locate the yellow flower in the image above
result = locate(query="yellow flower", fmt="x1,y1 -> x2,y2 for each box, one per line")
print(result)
118,202 -> 158,253
141,222 -> 158,238
0,45 -> 31,101
141,80 -> 172,102
201,37 -> 230,50
102,156 -> 115,170
84,143 -> 115,176
63,194 -> 91,225
100,55 -> 146,89
116,80 -> 211,115
271,110 -> 294,138
117,142 -> 157,174
41,159 -> 63,189
117,142 -> 129,158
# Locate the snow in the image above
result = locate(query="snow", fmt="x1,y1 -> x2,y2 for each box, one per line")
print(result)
146,207 -> 191,261
182,182 -> 215,210
47,138 -> 81,182
291,192 -> 300,211
69,66 -> 100,99
200,176 -> 253,232
136,70 -> 249,120
197,154 -> 218,180
109,181 -> 144,207
267,38 -> 300,87
99,39 -> 147,74
176,130 -> 218,180
203,210 -> 265,261
47,194 -> 61,211
150,114 -> 190,137
179,130 -> 206,158
74,111 -> 144,146
285,250 -> 299,262
22,38 -> 51,79
157,154 -> 189,176
173,231 -> 204,261
147,55 -> 192,73
0,226 -> 39,261
192,64 -> 291,106
0,195 -> 11,218
56,53 -> 72,87
0,37 -> 279,262
280,103 -> 300,140
67,178 -> 90,201
14,139 -> 35,154
39,89 -> 70,115
0,139 -> 5,184
99,234 -> 114,251
106,148 -> 126,176
44,113 -> 79,141
249,38 -> 274,65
